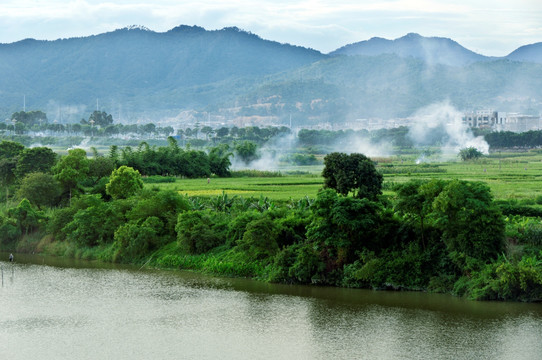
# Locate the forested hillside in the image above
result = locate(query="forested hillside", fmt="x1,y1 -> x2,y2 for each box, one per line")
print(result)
1,26 -> 541,124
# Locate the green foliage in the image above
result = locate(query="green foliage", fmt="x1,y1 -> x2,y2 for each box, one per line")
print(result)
88,156 -> 116,182
237,217 -> 279,261
53,148 -> 90,198
322,152 -> 382,200
7,198 -> 44,236
142,176 -> 176,183
86,111 -> 113,127
127,190 -> 190,239
458,147 -> 484,161
112,218 -> 162,262
455,254 -> 542,301
15,146 -> 57,178
11,111 -> 47,126
307,189 -> 383,265
0,140 -> 25,158
208,144 -> 232,177
234,141 -> 260,164
433,180 -> 505,263
230,169 -> 282,177
106,165 -> 144,199
0,216 -> 22,246
176,210 -> 229,254
281,153 -> 319,166
62,195 -> 127,246
16,172 -> 61,209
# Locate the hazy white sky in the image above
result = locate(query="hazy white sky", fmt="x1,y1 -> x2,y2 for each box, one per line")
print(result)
0,0 -> 540,56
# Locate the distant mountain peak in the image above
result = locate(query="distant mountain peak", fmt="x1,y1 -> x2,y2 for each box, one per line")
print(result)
330,33 -> 488,66
506,42 -> 542,63
121,25 -> 151,32
167,25 -> 206,33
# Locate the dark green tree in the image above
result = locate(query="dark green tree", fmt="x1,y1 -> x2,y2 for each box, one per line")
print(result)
208,144 -> 232,177
15,147 -> 57,179
106,166 -> 143,199
234,141 -> 259,165
16,172 -> 61,209
322,152 -> 382,200
458,147 -> 483,161
53,148 -> 90,201
433,180 -> 505,264
88,110 -> 113,127
0,141 -> 25,203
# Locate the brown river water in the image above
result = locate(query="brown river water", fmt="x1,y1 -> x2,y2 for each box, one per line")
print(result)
1,253 -> 541,359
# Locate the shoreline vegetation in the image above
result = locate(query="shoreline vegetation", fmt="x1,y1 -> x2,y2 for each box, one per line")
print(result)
0,136 -> 542,302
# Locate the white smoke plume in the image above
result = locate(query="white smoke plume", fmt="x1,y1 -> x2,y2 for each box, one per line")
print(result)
408,101 -> 489,160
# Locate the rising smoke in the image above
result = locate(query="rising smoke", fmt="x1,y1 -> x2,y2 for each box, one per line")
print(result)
408,102 -> 489,160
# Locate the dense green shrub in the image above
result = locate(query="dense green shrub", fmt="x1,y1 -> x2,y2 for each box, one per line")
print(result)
176,210 -> 228,254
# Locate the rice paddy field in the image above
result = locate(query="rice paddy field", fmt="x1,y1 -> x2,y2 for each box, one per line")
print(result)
148,150 -> 542,204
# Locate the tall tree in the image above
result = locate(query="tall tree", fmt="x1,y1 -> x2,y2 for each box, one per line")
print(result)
87,110 -> 113,127
16,172 -> 61,209
322,152 -> 383,200
53,148 -> 90,202
106,166 -> 143,199
15,147 -> 57,179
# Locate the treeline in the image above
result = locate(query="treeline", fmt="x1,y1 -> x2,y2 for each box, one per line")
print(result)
0,139 -> 236,208
484,130 -> 542,149
297,126 -> 448,149
1,149 -> 541,301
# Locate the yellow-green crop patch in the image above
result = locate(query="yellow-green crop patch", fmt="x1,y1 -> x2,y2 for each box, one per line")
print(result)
148,175 -> 324,201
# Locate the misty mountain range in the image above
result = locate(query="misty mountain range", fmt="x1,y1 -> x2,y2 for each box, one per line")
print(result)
0,25 -> 541,125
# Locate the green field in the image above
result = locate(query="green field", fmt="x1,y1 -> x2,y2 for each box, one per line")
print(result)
147,151 -> 542,203
151,174 -> 324,201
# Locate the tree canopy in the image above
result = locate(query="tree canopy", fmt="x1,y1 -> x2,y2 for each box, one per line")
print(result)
322,152 -> 383,200
106,166 -> 144,199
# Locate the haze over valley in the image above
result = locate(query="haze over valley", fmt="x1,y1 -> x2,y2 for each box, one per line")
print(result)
1,25 -> 541,127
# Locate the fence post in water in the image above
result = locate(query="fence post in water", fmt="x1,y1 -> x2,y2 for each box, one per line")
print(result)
1,264 -> 3,286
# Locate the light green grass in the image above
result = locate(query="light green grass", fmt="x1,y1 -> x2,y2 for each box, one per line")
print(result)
149,175 -> 324,201
145,151 -> 542,202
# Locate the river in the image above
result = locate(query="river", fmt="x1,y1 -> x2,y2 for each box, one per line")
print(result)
1,253 -> 541,359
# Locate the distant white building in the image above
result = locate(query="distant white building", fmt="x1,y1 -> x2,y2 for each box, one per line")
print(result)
462,110 -> 540,132
462,110 -> 501,129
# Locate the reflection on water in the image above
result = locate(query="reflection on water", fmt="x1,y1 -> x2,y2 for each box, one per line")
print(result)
1,253 -> 541,359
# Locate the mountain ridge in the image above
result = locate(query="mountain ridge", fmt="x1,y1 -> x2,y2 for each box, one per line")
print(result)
0,26 -> 541,124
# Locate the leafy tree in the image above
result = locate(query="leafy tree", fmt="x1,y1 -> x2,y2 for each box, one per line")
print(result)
208,144 -> 232,177
0,140 -> 25,159
433,180 -> 505,264
237,217 -> 279,260
141,123 -> 156,134
394,179 -> 446,249
113,217 -> 163,262
0,141 -> 26,202
16,172 -> 61,209
87,110 -> 113,127
62,195 -> 128,246
307,189 -> 383,267
216,127 -> 229,138
176,210 -> 228,254
106,166 -> 143,199
234,141 -> 260,164
8,198 -> 44,236
88,156 -> 115,182
458,147 -> 483,161
15,147 -> 57,179
11,110 -> 47,126
53,148 -> 90,200
201,126 -> 214,140
322,152 -> 382,200
127,190 -> 190,239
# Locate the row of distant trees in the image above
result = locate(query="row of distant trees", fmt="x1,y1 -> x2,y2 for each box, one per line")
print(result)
5,110 -> 292,145
0,137 -> 239,208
